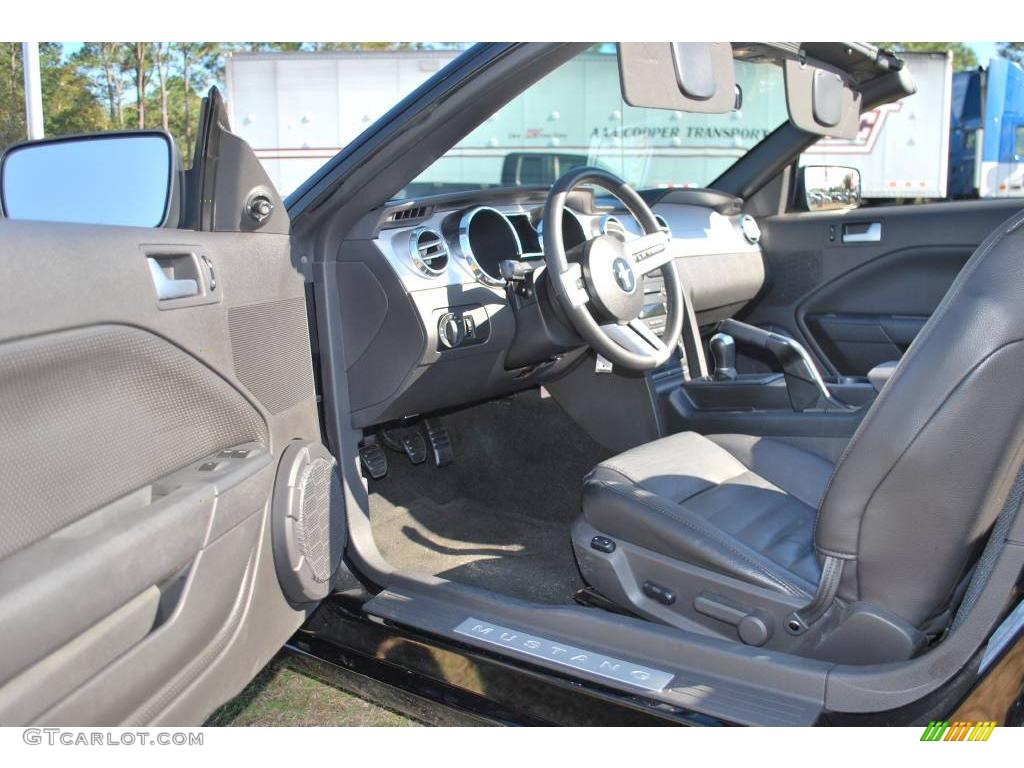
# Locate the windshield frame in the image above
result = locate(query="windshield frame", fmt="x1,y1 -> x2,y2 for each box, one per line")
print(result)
287,42 -> 898,226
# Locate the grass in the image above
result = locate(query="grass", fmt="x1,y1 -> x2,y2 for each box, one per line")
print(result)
205,651 -> 420,727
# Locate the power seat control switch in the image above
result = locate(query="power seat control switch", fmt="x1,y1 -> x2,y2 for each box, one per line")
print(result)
642,580 -> 676,606
591,535 -> 617,553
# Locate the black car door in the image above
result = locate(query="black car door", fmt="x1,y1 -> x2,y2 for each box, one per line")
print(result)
744,198 -> 1024,376
0,90 -> 343,726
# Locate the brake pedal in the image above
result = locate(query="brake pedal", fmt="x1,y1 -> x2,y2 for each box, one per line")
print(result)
380,425 -> 427,465
359,437 -> 388,479
423,418 -> 453,467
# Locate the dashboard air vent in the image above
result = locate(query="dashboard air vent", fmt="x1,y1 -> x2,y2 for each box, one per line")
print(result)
410,228 -> 449,276
600,215 -> 628,241
389,205 -> 430,223
654,214 -> 672,239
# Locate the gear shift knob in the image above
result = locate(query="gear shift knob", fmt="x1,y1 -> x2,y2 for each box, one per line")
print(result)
709,333 -> 737,381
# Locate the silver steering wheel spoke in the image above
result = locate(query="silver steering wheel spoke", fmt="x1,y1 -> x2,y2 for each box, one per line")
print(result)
627,231 -> 672,276
558,262 -> 590,308
541,166 -> 683,372
601,318 -> 667,356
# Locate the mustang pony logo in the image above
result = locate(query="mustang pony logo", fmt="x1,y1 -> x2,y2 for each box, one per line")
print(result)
612,258 -> 636,293
920,721 -> 997,741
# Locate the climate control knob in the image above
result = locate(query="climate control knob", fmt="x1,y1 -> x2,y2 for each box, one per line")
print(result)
438,312 -> 465,349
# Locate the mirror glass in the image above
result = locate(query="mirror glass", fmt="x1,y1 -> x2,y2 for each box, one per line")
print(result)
2,133 -> 172,227
803,165 -> 861,211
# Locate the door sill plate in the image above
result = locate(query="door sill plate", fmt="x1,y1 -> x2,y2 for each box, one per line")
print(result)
454,617 -> 674,692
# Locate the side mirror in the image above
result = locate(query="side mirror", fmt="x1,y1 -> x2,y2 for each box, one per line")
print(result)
1,131 -> 179,227
798,165 -> 861,211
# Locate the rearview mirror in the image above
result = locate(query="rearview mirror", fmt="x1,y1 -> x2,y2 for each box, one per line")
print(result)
799,165 -> 861,211
1,131 -> 178,227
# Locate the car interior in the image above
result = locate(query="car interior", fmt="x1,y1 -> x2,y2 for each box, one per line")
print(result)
297,42 -> 1024,724
2,41 -> 1023,727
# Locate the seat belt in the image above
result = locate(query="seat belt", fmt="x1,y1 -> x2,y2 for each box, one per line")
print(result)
785,555 -> 844,635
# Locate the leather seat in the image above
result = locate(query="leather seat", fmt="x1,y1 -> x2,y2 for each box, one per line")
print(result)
582,432 -> 837,600
574,209 -> 1024,662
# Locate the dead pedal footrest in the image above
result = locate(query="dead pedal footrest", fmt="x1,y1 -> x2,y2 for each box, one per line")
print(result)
359,439 -> 388,479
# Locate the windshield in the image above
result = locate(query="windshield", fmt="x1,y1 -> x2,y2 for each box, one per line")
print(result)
397,46 -> 788,199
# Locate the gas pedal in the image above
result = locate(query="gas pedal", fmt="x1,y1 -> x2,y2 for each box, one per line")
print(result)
423,418 -> 453,467
359,438 -> 388,479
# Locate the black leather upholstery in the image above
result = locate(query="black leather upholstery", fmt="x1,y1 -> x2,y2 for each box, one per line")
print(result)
583,432 -> 835,598
817,209 -> 1024,625
579,209 -> 1024,635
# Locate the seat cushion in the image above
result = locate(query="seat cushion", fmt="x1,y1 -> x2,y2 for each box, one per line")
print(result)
581,432 -> 838,598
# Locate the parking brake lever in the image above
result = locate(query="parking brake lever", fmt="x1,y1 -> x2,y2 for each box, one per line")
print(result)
716,319 -> 845,412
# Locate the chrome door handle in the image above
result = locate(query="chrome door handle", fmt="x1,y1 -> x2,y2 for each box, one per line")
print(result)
842,222 -> 882,244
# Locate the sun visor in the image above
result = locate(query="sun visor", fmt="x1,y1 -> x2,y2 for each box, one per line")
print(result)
617,43 -> 738,113
783,59 -> 862,138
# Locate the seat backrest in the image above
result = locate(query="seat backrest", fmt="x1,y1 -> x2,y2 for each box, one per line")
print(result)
817,209 -> 1024,627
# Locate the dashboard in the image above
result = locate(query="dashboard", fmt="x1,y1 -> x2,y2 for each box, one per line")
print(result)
340,187 -> 766,427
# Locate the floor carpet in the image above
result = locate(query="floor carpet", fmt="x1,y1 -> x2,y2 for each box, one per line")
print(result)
367,388 -> 611,604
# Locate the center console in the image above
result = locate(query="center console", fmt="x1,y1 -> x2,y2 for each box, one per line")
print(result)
654,318 -> 884,440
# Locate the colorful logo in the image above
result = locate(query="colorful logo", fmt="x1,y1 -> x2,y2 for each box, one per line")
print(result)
920,721 -> 997,741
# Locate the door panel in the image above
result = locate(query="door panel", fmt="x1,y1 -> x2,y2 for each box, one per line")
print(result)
0,219 -> 325,725
746,199 -> 1024,375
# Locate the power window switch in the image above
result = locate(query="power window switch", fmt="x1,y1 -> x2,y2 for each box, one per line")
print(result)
218,448 -> 253,459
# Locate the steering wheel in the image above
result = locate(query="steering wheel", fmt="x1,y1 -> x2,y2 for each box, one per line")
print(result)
542,167 -> 684,371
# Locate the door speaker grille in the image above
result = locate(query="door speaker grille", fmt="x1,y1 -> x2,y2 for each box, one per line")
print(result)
272,441 -> 345,603
295,457 -> 344,584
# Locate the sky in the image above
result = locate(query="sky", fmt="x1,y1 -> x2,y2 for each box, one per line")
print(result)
969,41 -> 999,62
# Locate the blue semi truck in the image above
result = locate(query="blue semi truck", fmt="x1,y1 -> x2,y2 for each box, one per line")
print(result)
949,57 -> 1024,198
